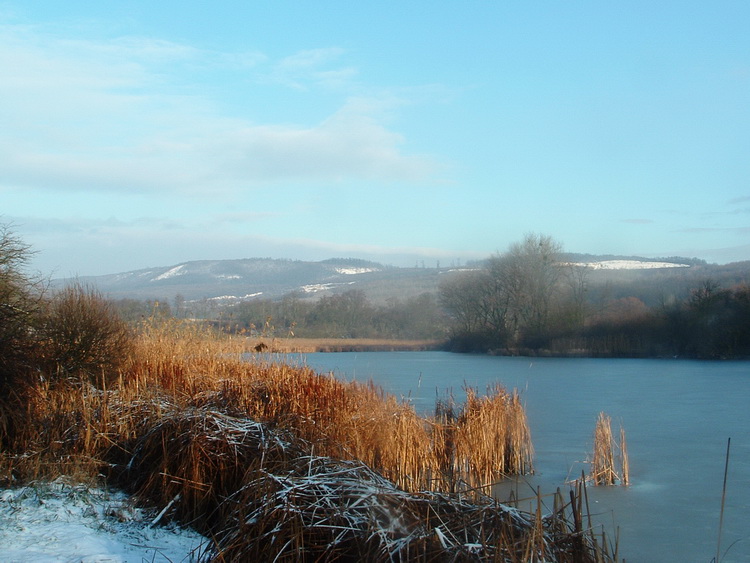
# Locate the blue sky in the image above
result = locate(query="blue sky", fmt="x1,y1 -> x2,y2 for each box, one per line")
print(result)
2,1 -> 749,277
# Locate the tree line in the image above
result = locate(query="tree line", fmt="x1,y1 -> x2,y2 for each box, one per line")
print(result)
212,290 -> 447,340
110,232 -> 748,358
439,234 -> 750,359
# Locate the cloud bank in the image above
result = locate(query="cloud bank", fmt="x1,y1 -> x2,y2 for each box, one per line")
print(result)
0,22 -> 437,196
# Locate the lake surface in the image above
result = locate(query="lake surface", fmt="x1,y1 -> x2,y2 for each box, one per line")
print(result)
291,351 -> 750,563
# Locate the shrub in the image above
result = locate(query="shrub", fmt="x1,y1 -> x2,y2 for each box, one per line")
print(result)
41,283 -> 133,386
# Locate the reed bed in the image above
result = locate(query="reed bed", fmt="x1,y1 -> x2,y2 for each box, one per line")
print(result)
116,403 -> 615,562
453,387 -> 534,492
0,318 -> 618,561
589,412 -> 629,486
207,449 -> 612,562
250,337 -> 443,353
122,319 -> 534,492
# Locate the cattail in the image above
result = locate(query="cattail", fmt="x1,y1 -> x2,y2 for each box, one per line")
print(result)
590,412 -> 629,486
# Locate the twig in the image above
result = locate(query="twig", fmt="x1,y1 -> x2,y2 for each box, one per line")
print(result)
149,493 -> 181,528
716,437 -> 730,563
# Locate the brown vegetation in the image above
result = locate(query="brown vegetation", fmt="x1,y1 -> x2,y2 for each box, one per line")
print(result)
248,336 -> 442,353
589,412 -> 629,486
0,317 -> 618,561
39,282 -> 134,385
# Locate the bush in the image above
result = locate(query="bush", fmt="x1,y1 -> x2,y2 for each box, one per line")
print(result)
41,283 -> 133,385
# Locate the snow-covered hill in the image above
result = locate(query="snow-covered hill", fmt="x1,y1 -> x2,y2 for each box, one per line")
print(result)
52,255 -> 708,304
61,258 -> 393,302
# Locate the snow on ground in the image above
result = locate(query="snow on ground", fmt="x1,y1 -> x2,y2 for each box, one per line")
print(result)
0,480 -> 208,562
300,281 -> 356,293
574,260 -> 690,270
334,267 -> 378,275
151,264 -> 187,282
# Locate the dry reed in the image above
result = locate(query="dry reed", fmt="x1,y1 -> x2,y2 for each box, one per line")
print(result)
0,318 -> 618,561
249,337 -> 442,353
185,418 -> 613,562
590,412 -> 629,486
455,387 -> 534,490
3,318 -> 533,491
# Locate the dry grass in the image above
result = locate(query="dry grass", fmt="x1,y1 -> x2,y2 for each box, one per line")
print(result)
247,336 -> 443,353
0,318 -> 617,561
2,318 -> 533,492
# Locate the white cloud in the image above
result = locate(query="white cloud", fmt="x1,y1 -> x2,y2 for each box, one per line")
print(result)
0,23 -> 438,196
268,47 -> 356,90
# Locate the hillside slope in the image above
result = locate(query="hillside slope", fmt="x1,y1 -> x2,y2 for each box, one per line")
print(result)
53,256 -> 749,306
58,258 -> 451,303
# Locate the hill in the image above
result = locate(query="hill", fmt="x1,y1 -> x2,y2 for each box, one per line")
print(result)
57,258 -> 451,304
53,255 -> 750,307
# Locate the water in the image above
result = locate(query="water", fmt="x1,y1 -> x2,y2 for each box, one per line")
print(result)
292,351 -> 750,563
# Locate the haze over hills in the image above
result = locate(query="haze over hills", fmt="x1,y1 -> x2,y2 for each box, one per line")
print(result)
57,258 -> 444,303
52,254 -> 750,306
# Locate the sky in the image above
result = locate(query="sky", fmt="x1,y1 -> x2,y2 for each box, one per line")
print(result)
1,1 -> 749,277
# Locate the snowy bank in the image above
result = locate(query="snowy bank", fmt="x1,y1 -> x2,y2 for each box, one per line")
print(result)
0,479 -> 207,562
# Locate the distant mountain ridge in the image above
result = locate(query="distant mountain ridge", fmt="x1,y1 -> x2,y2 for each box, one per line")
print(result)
60,257 -> 434,303
54,254 -> 738,304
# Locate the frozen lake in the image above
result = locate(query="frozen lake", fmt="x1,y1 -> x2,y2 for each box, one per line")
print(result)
294,351 -> 750,563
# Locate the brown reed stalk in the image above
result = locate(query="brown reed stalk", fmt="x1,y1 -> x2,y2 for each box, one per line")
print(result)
590,412 -> 629,486
592,412 -> 617,485
619,425 -> 629,486
450,386 -> 534,492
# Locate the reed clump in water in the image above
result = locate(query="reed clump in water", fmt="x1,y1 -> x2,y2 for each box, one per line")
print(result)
433,387 -> 534,493
589,412 -> 629,486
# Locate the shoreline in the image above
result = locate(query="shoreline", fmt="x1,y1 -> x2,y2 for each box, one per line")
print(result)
246,337 -> 444,353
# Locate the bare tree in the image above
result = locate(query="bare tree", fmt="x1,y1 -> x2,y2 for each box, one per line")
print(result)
441,234 -> 569,351
489,234 -> 567,343
0,225 -> 46,385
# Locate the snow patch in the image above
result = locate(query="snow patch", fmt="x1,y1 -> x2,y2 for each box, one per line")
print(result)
207,292 -> 263,301
151,265 -> 187,281
214,274 -> 242,280
301,282 -> 356,293
574,260 -> 690,270
334,267 -> 378,275
301,283 -> 338,293
0,480 -> 208,562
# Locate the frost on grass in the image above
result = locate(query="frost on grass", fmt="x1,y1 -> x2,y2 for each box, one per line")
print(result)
208,453 -> 557,562
0,478 -> 208,562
